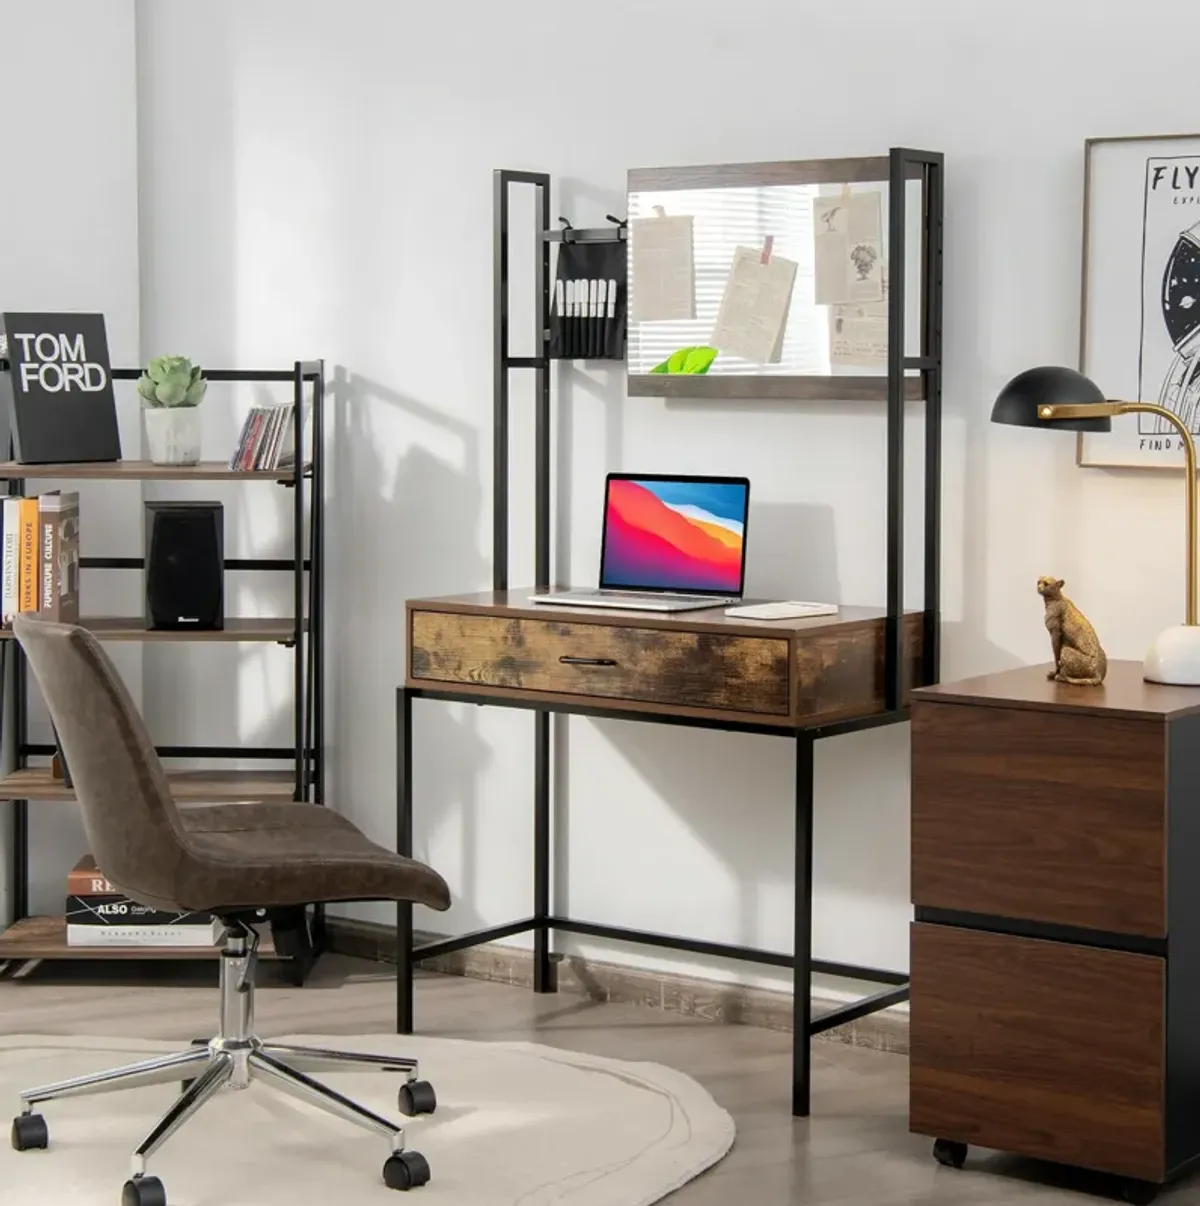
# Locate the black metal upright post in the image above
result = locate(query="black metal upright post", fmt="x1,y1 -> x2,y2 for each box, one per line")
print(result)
531,175 -> 556,993
922,157 -> 945,687
396,686 -> 414,1033
493,171 -> 511,591
292,361 -> 306,800
885,151 -> 907,714
792,730 -> 815,1117
494,170 -> 557,994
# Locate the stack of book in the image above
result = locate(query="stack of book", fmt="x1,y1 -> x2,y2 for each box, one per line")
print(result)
229,403 -> 296,471
1,491 -> 79,625
65,856 -> 223,947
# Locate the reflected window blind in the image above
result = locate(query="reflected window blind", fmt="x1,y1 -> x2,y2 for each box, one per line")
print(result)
627,185 -> 828,376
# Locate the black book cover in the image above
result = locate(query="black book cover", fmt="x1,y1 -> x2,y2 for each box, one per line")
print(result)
0,312 -> 121,464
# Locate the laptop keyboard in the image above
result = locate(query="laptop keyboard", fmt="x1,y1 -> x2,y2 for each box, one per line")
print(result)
589,590 -> 725,604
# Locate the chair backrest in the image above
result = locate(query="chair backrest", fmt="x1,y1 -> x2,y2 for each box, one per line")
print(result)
13,614 -> 190,909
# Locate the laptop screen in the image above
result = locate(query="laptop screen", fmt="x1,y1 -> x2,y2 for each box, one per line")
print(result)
599,474 -> 750,596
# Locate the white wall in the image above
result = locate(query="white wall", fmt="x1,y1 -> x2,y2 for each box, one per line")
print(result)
0,0 -> 142,919
131,0 -> 1199,990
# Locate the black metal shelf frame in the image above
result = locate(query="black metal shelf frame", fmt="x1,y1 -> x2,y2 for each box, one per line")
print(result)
398,151 -> 943,1115
1,361 -> 326,979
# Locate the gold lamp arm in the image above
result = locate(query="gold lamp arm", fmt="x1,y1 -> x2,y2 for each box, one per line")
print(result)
1040,400 -> 1197,626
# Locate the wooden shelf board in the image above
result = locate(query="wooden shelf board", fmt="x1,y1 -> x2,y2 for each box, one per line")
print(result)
0,460 -> 309,482
0,767 -> 297,803
0,617 -> 298,642
0,916 -> 281,960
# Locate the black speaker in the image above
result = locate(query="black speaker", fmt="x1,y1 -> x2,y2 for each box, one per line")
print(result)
144,501 -> 224,630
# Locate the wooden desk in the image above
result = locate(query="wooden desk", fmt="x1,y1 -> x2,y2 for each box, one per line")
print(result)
398,590 -> 927,1115
909,663 -> 1200,1202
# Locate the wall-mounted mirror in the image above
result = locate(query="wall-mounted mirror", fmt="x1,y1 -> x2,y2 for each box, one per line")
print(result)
626,156 -> 929,400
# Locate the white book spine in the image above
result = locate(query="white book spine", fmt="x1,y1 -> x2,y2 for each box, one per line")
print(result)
2,497 -> 21,623
66,919 -> 223,947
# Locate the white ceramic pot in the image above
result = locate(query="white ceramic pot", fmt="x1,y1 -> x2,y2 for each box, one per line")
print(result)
144,406 -> 202,466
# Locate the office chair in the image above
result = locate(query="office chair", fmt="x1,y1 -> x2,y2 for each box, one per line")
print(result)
7,615 -> 451,1206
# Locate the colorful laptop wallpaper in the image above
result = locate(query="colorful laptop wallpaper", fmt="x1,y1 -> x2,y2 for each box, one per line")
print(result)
601,478 -> 748,593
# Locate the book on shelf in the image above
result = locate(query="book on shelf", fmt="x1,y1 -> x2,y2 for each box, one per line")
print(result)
65,855 -> 222,948
230,403 -> 297,471
1,491 -> 79,625
0,312 -> 122,464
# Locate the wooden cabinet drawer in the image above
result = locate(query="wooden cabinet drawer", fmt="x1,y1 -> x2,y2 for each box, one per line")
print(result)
408,609 -> 790,716
910,923 -> 1165,1181
912,700 -> 1166,936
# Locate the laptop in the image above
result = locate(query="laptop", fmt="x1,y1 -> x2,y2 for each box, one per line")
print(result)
528,473 -> 750,612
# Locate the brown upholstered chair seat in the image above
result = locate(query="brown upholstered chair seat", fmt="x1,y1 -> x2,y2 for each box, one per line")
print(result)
175,801 -> 450,914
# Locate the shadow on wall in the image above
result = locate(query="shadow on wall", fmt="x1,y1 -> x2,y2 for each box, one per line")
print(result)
328,367 -> 493,933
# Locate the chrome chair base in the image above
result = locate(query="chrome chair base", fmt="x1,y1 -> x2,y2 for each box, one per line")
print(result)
10,928 -> 435,1197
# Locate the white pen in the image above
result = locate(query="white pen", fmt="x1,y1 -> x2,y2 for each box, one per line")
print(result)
556,279 -> 564,317
606,279 -> 618,319
597,279 -> 607,317
589,279 -> 599,319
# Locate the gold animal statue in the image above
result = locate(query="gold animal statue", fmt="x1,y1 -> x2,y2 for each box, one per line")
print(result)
1038,576 -> 1107,686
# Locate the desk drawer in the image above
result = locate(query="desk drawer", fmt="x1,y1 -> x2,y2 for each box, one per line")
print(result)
409,610 -> 790,716
912,700 -> 1166,937
910,923 -> 1165,1181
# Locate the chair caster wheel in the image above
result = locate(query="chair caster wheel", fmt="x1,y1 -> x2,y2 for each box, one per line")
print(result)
932,1138 -> 967,1169
121,1174 -> 167,1206
11,1112 -> 48,1151
384,1150 -> 432,1190
1121,1179 -> 1159,1205
398,1079 -> 437,1116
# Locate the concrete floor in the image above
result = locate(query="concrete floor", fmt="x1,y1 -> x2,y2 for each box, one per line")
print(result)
1,954 -> 1193,1205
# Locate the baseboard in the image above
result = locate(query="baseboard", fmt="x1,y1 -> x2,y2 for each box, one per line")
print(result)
324,917 -> 909,1055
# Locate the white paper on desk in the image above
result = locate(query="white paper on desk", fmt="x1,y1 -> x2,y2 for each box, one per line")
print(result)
813,190 -> 884,304
831,264 -> 888,366
709,246 -> 798,365
629,213 -> 695,322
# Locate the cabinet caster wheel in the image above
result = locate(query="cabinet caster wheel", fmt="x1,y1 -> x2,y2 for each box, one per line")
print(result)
11,1112 -> 48,1151
932,1138 -> 967,1169
398,1079 -> 437,1116
121,1174 -> 168,1206
1120,1180 -> 1158,1205
384,1150 -> 432,1190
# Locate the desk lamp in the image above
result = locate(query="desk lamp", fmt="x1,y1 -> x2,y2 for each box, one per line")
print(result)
992,365 -> 1200,685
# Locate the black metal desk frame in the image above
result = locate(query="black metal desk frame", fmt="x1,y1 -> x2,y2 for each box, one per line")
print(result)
397,152 -> 943,1115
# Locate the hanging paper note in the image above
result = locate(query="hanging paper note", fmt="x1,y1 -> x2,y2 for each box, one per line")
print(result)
629,212 -> 695,322
709,245 -> 798,364
831,264 -> 888,366
813,189 -> 884,304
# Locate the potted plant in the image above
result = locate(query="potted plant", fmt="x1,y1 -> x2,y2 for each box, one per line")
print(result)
137,355 -> 208,465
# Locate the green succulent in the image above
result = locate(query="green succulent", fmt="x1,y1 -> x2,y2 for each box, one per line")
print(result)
136,355 -> 207,408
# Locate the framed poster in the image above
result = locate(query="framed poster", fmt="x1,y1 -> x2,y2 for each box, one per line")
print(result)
1079,133 -> 1200,469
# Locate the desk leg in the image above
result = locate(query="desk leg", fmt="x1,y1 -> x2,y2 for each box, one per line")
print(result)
793,731 -> 815,1117
533,709 -> 557,992
396,687 -> 414,1035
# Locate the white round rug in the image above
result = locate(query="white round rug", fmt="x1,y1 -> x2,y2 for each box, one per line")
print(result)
0,1033 -> 734,1206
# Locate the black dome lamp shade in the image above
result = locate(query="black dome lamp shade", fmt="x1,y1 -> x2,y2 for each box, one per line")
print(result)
990,366 -> 1112,432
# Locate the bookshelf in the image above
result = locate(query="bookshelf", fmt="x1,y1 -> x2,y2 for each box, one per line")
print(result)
0,460 -> 309,482
0,916 -> 281,962
0,362 -> 324,980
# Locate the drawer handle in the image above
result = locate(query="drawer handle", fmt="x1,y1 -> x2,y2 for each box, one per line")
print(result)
559,656 -> 618,667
